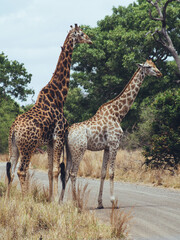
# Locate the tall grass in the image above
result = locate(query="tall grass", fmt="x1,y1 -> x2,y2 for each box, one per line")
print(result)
1,148 -> 180,188
0,176 -> 130,240
110,200 -> 132,239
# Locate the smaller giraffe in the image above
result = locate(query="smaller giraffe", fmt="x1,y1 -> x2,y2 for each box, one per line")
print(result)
60,60 -> 162,208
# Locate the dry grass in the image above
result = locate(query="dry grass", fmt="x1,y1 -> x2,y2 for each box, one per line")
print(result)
114,150 -> 180,189
78,149 -> 180,189
0,154 -> 8,162
72,182 -> 91,213
110,200 -> 133,239
1,149 -> 180,189
30,153 -> 48,170
78,151 -> 103,178
0,176 -> 130,240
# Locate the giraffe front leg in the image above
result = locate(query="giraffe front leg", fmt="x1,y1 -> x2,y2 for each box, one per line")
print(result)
109,148 -> 117,206
97,148 -> 109,209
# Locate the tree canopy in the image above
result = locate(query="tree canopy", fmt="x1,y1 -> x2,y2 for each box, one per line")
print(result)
0,53 -> 34,153
64,0 -> 179,128
0,52 -> 34,101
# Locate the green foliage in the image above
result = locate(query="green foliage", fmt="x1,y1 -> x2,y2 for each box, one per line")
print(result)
0,53 -> 34,153
0,96 -> 22,153
64,88 -> 92,125
65,0 -> 179,127
0,52 -> 34,101
141,89 -> 180,169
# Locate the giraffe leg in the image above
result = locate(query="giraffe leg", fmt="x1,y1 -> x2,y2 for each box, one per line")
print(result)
17,153 -> 32,197
5,143 -> 19,201
53,143 -> 64,201
109,148 -> 117,206
70,150 -> 85,202
47,143 -> 53,201
97,148 -> 109,209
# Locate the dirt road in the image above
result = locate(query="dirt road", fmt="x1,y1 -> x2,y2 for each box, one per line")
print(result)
1,162 -> 180,240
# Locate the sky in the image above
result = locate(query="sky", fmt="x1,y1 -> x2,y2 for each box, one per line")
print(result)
1,0 -> 137,105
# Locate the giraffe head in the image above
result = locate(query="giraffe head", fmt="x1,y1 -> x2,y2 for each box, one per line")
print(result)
138,59 -> 162,77
69,24 -> 92,46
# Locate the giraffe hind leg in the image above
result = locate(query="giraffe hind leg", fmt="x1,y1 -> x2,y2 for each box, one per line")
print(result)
97,148 -> 109,209
17,143 -> 37,198
109,149 -> 117,206
5,138 -> 19,200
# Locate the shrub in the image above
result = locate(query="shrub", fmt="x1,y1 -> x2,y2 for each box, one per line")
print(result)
142,89 -> 180,169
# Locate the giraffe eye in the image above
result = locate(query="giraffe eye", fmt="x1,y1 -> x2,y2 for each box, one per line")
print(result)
81,33 -> 84,36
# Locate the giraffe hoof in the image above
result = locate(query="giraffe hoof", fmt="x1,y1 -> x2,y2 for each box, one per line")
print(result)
110,196 -> 115,203
97,205 -> 104,209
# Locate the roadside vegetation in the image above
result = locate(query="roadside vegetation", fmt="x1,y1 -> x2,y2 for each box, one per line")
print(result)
0,175 -> 131,240
1,149 -> 179,189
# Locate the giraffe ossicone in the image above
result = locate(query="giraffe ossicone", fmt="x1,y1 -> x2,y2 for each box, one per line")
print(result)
60,60 -> 162,208
5,24 -> 92,201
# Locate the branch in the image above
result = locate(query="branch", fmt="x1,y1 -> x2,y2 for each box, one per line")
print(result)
149,8 -> 163,21
146,0 -> 155,6
162,0 -> 175,27
147,0 -> 177,27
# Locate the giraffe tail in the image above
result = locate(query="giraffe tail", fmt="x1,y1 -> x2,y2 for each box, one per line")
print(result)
60,133 -> 67,190
60,162 -> 66,189
6,162 -> 12,184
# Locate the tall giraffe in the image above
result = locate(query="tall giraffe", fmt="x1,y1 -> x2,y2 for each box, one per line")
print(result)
6,24 -> 92,201
60,60 -> 162,208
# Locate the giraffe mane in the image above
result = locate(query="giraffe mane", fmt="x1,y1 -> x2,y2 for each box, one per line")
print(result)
97,67 -> 140,111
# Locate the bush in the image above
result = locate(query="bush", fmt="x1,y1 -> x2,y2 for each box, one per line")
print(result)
142,89 -> 180,169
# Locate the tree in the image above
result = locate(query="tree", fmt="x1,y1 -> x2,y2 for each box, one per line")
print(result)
146,0 -> 180,77
142,89 -> 180,169
0,53 -> 34,153
0,96 -> 21,153
65,0 -> 179,128
64,87 -> 92,125
0,52 -> 34,101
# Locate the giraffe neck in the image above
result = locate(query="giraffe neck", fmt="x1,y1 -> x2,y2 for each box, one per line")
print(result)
36,33 -> 74,108
98,68 -> 145,122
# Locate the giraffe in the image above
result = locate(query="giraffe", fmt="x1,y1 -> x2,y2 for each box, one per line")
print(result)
5,24 -> 92,201
60,60 -> 162,208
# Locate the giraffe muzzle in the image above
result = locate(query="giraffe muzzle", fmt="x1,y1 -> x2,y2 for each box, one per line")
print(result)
157,72 -> 163,77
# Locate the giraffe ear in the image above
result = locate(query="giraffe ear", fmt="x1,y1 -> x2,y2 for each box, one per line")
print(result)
137,63 -> 143,68
137,63 -> 151,69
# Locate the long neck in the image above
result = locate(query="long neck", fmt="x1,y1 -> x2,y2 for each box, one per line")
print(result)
36,33 -> 73,108
97,68 -> 145,122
